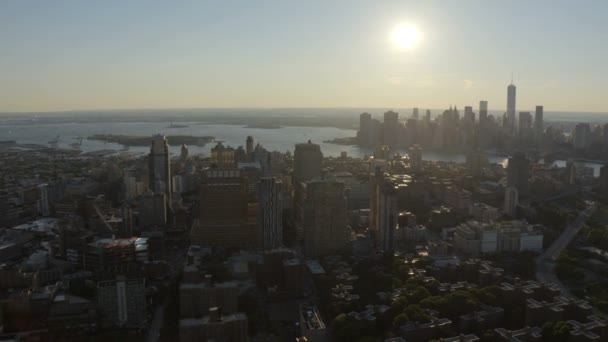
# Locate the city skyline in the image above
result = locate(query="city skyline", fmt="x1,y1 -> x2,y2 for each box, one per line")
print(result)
2,1 -> 608,112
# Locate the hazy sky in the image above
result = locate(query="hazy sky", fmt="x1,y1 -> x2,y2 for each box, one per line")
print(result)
1,1 -> 607,112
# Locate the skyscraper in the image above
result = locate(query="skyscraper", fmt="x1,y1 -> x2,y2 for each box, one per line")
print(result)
358,112 -> 372,146
534,106 -> 544,140
409,144 -> 423,172
376,175 -> 398,253
573,123 -> 591,149
180,144 -> 189,163
479,101 -> 488,124
464,106 -> 475,124
246,136 -> 254,156
97,276 -> 146,328
383,110 -> 400,148
518,112 -> 533,139
192,169 -> 255,248
148,134 -> 171,202
139,191 -> 167,227
412,107 -> 419,120
479,101 -> 489,147
507,152 -> 530,196
600,164 -> 608,192
293,140 -> 323,186
503,187 -> 519,217
258,177 -> 283,250
303,180 -> 349,257
507,83 -> 517,135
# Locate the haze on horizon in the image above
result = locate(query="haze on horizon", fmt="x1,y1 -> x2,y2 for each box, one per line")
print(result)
1,0 -> 607,113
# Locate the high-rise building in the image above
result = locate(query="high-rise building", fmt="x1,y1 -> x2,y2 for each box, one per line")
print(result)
600,164 -> 608,192
180,144 -> 189,163
246,136 -> 254,156
507,83 -> 517,135
409,144 -> 423,172
139,191 -> 167,227
303,180 -> 349,257
383,110 -> 400,147
96,276 -> 146,328
573,123 -> 591,149
192,170 -> 255,248
37,183 -> 50,217
293,140 -> 323,186
368,118 -> 382,147
252,143 -> 271,176
120,204 -> 133,238
211,142 -> 236,168
376,174 -> 398,253
464,106 -> 475,124
425,109 -> 431,122
507,153 -> 530,196
148,134 -> 171,201
466,150 -> 486,177
534,106 -> 544,140
358,113 -> 372,146
412,107 -> 419,120
518,112 -> 533,139
503,187 -> 519,217
258,177 -> 283,250
479,101 -> 488,125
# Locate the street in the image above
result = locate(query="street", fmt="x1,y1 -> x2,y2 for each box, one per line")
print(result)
535,200 -> 597,297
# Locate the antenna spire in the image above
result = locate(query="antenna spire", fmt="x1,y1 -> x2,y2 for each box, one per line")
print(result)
511,72 -> 514,85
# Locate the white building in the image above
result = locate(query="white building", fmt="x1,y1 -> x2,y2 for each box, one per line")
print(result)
454,220 -> 543,256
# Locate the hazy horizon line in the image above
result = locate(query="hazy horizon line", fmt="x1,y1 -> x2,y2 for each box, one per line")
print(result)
2,106 -> 608,115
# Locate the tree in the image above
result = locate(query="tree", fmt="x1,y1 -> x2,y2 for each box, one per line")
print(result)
393,313 -> 408,329
409,286 -> 431,303
403,304 -> 431,322
333,314 -> 376,342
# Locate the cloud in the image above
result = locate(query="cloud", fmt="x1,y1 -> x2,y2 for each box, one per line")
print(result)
463,79 -> 474,89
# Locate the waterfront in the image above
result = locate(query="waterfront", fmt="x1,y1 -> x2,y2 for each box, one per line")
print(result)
0,121 -> 603,175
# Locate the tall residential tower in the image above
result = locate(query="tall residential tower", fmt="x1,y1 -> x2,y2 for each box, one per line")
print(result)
149,134 -> 171,203
507,83 -> 517,135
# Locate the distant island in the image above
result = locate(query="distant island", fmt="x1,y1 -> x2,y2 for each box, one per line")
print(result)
323,136 -> 358,145
244,124 -> 283,129
88,134 -> 214,146
166,122 -> 189,128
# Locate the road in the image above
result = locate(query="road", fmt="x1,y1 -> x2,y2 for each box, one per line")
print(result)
535,200 -> 597,296
146,248 -> 187,342
146,301 -> 166,342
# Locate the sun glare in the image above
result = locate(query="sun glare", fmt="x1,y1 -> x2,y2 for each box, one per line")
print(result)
390,23 -> 422,51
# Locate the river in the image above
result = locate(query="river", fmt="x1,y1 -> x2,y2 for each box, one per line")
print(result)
1,121 -> 603,175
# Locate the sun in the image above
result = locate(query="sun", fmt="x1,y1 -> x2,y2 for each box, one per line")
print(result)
390,23 -> 422,50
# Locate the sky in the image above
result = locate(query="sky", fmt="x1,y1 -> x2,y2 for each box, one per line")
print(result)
1,1 -> 607,113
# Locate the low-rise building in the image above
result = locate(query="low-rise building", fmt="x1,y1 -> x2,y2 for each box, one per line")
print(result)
299,304 -> 328,342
